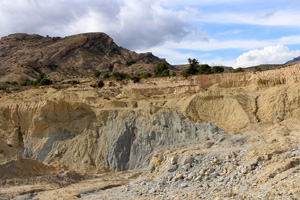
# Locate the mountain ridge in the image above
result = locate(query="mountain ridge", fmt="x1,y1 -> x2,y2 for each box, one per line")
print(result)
0,32 -> 168,82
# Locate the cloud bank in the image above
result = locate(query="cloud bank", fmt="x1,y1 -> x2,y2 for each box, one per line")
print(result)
235,45 -> 300,67
0,0 -> 194,50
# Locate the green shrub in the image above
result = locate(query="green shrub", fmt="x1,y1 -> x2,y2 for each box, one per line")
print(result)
234,67 -> 245,73
255,66 -> 262,72
180,58 -> 199,76
111,72 -> 131,80
94,70 -> 101,78
103,73 -> 110,79
21,81 -> 34,86
62,80 -> 79,85
198,64 -> 212,74
137,73 -> 152,79
0,85 -> 6,90
131,76 -> 141,83
21,74 -> 53,86
171,72 -> 177,76
212,66 -> 224,73
153,63 -> 170,77
11,81 -> 18,85
97,80 -> 104,88
35,78 -> 52,86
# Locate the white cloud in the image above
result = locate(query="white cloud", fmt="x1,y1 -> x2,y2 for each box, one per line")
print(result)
235,45 -> 300,67
0,0 -> 199,50
203,9 -> 300,27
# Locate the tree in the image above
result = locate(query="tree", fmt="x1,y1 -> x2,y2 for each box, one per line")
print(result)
234,67 -> 245,73
153,63 -> 170,77
198,64 -> 212,74
181,58 -> 199,75
212,66 -> 224,73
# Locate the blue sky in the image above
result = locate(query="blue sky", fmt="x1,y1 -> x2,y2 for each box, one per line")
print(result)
1,0 -> 300,67
146,0 -> 300,67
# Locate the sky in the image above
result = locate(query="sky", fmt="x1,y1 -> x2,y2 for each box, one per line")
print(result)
1,0 -> 300,67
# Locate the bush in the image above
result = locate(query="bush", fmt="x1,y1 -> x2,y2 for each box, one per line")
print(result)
212,66 -> 224,73
198,64 -> 212,74
180,58 -> 199,76
35,78 -> 53,86
21,81 -> 34,86
234,67 -> 245,73
94,70 -> 101,78
153,63 -> 170,77
21,73 -> 53,86
62,80 -> 79,85
111,72 -> 131,80
97,80 -> 104,88
171,71 -> 177,76
131,76 -> 141,83
137,73 -> 152,79
103,73 -> 110,79
255,66 -> 262,72
0,85 -> 6,90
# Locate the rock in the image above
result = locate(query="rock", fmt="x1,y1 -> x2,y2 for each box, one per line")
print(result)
15,194 -> 33,200
168,163 -> 178,172
231,151 -> 237,158
174,174 -> 184,181
171,155 -> 179,165
241,168 -> 248,174
182,163 -> 191,171
183,155 -> 195,165
152,156 -> 162,167
216,137 -> 226,144
213,158 -> 220,164
148,188 -> 156,194
181,183 -> 188,188
204,141 -> 215,148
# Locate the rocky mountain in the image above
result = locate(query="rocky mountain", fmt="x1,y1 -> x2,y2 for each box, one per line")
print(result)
0,33 -> 168,82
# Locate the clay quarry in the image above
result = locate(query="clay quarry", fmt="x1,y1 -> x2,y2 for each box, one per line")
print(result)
0,33 -> 300,199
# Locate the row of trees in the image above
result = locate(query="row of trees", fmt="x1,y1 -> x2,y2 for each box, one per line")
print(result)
93,58 -> 227,81
181,58 -> 224,76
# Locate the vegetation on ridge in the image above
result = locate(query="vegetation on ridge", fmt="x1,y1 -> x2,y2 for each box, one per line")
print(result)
153,63 -> 170,77
181,58 -> 224,76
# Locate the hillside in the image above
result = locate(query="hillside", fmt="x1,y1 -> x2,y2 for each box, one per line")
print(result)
0,63 -> 300,199
285,56 -> 300,64
0,33 -> 167,82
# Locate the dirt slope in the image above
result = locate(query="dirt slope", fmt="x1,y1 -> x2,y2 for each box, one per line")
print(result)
0,64 -> 300,199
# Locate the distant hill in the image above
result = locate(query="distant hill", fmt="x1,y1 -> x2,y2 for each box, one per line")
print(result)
0,33 -> 168,82
243,64 -> 282,72
285,56 -> 300,64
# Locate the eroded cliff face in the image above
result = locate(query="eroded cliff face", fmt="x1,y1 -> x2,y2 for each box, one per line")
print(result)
0,95 -> 225,170
1,64 -> 300,172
